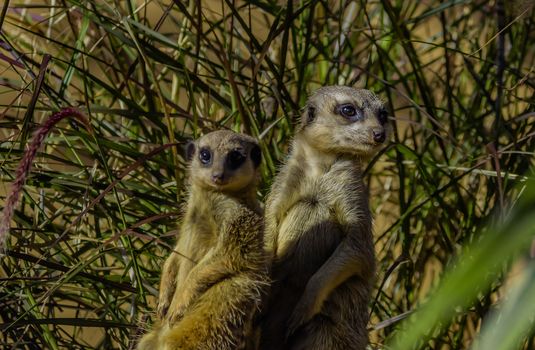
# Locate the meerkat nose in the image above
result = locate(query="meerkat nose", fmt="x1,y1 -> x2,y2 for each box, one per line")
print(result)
372,129 -> 386,143
212,172 -> 224,183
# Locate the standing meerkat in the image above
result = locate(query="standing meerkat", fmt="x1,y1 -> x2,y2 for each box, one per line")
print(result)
260,86 -> 390,350
137,130 -> 269,350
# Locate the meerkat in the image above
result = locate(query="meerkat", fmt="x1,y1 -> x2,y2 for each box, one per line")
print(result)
259,86 -> 391,350
137,130 -> 269,350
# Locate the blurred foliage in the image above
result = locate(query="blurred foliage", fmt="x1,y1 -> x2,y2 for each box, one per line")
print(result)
0,0 -> 534,349
388,177 -> 535,350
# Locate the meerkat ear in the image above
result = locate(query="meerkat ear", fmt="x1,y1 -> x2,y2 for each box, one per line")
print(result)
185,141 -> 196,162
250,144 -> 261,168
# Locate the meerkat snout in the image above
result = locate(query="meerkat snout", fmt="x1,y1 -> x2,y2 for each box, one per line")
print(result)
372,128 -> 386,143
211,171 -> 224,184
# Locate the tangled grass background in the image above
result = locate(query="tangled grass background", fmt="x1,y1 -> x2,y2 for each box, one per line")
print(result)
0,1 -> 534,348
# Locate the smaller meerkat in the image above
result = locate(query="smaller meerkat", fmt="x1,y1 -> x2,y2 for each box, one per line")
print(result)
260,86 -> 390,350
137,130 -> 269,350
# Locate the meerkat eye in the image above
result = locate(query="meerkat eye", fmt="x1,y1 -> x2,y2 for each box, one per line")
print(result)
378,109 -> 388,125
199,148 -> 212,164
227,150 -> 246,170
338,104 -> 363,121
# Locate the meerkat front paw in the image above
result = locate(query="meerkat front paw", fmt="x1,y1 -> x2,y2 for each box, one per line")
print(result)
165,304 -> 187,324
158,286 -> 177,319
165,287 -> 196,323
157,298 -> 170,319
286,294 -> 318,337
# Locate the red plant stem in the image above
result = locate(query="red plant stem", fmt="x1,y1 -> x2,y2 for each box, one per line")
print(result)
0,108 -> 91,248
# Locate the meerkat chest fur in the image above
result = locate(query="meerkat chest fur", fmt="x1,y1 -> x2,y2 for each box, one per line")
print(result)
177,189 -> 221,260
292,138 -> 367,214
270,138 -> 369,271
175,183 -> 257,284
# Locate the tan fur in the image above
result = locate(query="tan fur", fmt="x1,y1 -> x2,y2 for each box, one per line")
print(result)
260,86 -> 390,350
137,130 -> 269,350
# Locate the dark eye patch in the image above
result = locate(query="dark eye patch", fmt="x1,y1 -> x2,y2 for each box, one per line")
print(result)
199,148 -> 212,165
337,104 -> 363,121
250,145 -> 261,168
378,109 -> 388,125
227,150 -> 246,170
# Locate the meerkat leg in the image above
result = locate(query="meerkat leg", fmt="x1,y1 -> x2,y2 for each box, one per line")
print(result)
167,211 -> 264,323
287,238 -> 374,334
289,278 -> 371,350
289,316 -> 367,350
136,333 -> 159,350
165,250 -> 234,323
259,280 -> 303,350
157,252 -> 180,318
136,322 -> 163,350
161,274 -> 262,350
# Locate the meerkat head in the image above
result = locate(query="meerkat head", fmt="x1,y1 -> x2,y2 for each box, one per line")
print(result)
185,130 -> 261,193
298,86 -> 391,158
